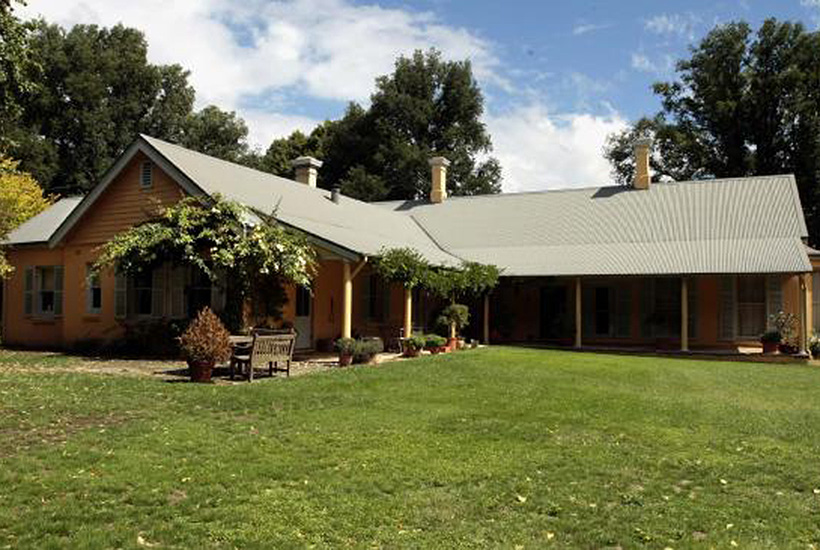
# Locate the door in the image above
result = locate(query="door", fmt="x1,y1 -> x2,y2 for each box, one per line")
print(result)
294,286 -> 312,349
540,285 -> 568,339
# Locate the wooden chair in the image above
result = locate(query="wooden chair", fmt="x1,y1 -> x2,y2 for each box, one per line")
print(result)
229,333 -> 296,382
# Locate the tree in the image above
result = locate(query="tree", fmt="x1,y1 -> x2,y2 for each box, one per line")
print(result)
604,19 -> 820,242
256,123 -> 330,178
0,156 -> 52,277
180,105 -> 249,164
260,50 -> 502,202
0,0 -> 38,151
10,21 -> 196,194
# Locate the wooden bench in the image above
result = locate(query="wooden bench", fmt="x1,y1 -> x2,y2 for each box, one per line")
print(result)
229,333 -> 296,382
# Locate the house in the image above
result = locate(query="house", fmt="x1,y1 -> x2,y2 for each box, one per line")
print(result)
2,134 -> 818,354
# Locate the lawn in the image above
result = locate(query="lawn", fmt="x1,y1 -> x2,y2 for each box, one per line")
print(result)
1,347 -> 820,549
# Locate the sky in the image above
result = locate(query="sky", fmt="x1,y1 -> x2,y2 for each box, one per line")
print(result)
18,0 -> 820,192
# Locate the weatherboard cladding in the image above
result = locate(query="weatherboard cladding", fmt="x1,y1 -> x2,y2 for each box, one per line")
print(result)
5,134 -> 811,276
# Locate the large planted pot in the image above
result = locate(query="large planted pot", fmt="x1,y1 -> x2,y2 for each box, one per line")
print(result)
339,353 -> 353,367
188,359 -> 215,383
762,341 -> 779,354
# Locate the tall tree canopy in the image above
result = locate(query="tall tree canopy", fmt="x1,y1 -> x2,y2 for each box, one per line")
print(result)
0,0 -> 38,150
262,50 -> 502,201
0,156 -> 52,277
7,16 -> 252,195
605,19 -> 820,243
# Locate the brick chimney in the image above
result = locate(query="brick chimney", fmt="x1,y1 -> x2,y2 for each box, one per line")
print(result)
429,156 -> 450,203
291,156 -> 323,188
633,137 -> 652,190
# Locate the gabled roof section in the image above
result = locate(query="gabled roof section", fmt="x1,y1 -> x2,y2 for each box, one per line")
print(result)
45,134 -> 460,265
379,176 -> 811,276
4,197 -> 84,245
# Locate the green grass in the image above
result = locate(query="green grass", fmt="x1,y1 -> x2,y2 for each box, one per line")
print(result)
2,348 -> 820,549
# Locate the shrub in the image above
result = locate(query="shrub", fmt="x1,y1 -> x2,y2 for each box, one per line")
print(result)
179,307 -> 231,364
335,337 -> 356,355
810,333 -> 820,359
353,337 -> 384,364
760,330 -> 781,344
769,311 -> 797,348
404,334 -> 427,352
425,334 -> 447,349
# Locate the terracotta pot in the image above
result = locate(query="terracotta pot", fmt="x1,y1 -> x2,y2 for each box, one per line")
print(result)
339,353 -> 353,367
446,337 -> 459,351
429,346 -> 445,355
778,343 -> 799,355
404,348 -> 420,358
762,341 -> 779,354
188,359 -> 214,383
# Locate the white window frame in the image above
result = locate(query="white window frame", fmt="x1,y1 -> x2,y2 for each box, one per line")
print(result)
25,265 -> 63,318
86,265 -> 102,314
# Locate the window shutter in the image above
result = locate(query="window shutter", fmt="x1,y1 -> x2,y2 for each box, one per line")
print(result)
171,266 -> 186,318
615,284 -> 631,338
53,266 -> 64,316
23,267 -> 33,315
719,276 -> 737,340
766,275 -> 783,330
687,278 -> 698,340
115,273 -> 127,319
151,265 -> 166,318
640,280 -> 654,338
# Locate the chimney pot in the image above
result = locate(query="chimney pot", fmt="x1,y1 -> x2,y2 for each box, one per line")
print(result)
291,156 -> 323,188
331,186 -> 341,204
429,156 -> 451,204
633,137 -> 653,190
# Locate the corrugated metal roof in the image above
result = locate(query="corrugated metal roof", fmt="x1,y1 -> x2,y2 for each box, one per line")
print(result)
141,136 -> 460,266
380,176 -> 811,275
6,134 -> 811,277
4,197 -> 83,245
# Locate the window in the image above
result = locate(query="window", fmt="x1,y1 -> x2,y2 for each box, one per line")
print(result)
187,268 -> 212,318
594,286 -> 611,336
24,266 -> 63,317
86,265 -> 102,314
140,161 -> 153,188
134,270 -> 153,316
295,286 -> 311,317
737,276 -> 766,338
363,274 -> 389,322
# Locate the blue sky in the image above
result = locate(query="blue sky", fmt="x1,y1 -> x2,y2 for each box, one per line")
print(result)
21,0 -> 820,191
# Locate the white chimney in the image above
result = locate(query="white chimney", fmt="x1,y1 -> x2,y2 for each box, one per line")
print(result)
429,156 -> 450,204
291,156 -> 323,188
633,137 -> 653,190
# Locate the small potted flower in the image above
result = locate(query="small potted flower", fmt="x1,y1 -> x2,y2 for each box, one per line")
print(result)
760,330 -> 781,354
403,334 -> 427,358
425,334 -> 447,354
179,307 -> 231,383
335,337 -> 356,366
353,337 -> 384,364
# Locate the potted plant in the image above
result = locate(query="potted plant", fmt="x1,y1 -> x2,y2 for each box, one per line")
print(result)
403,334 -> 427,357
425,334 -> 447,354
760,330 -> 781,354
335,337 -> 356,366
179,307 -> 231,383
437,304 -> 470,351
770,311 -> 799,354
809,333 -> 820,359
354,337 -> 384,364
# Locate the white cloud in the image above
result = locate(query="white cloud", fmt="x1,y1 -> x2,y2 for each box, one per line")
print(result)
644,13 -> 700,40
20,0 -> 501,147
486,103 -> 627,193
572,22 -> 611,36
631,52 -> 674,74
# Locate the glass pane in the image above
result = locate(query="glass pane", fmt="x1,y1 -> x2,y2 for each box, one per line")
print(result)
738,276 -> 765,303
738,304 -> 765,337
137,289 -> 153,316
92,288 -> 102,309
40,291 -> 55,313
